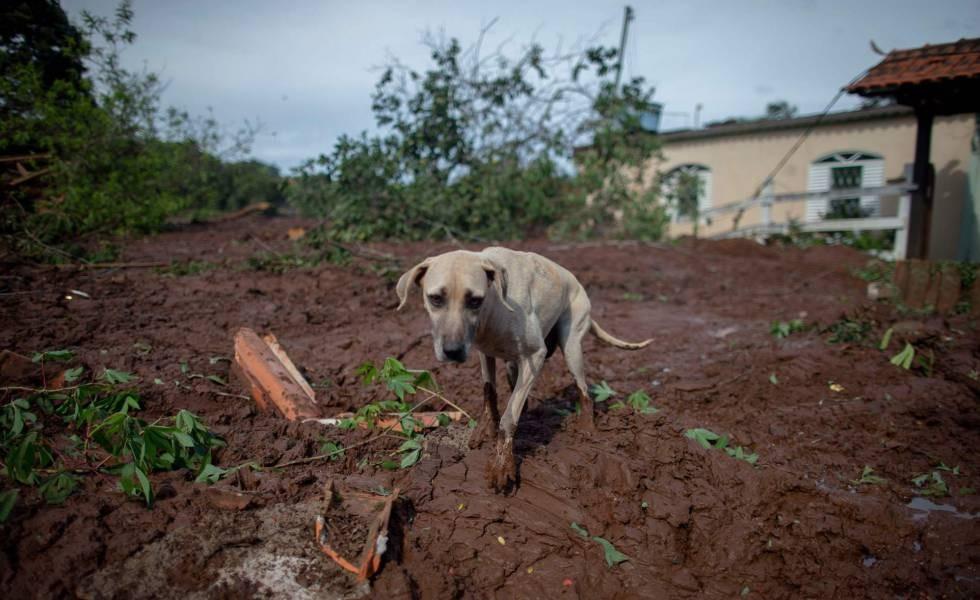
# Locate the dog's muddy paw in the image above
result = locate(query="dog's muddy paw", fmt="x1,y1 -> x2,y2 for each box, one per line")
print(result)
571,413 -> 596,434
485,438 -> 517,494
467,417 -> 496,449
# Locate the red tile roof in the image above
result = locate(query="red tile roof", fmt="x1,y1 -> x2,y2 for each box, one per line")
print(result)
847,37 -> 980,94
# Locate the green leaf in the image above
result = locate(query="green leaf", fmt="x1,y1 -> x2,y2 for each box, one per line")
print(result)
570,522 -> 590,539
387,373 -> 416,400
32,349 -> 74,363
912,473 -> 929,487
194,463 -> 228,484
467,419 -> 478,429
0,489 -> 18,522
133,466 -> 152,505
684,428 -> 720,449
400,448 -> 421,468
39,472 -> 78,504
592,536 -> 629,567
101,368 -> 136,384
355,361 -> 378,384
609,401 -> 626,410
878,327 -> 894,351
153,378 -> 164,385
852,465 -> 886,486
768,373 -> 778,385
319,441 -> 344,461
436,413 -> 450,427
179,362 -> 189,374
63,366 -> 84,383
172,431 -> 197,448
380,460 -> 400,470
398,438 -> 422,452
890,343 -> 915,370
205,375 -> 227,386
590,381 -> 616,403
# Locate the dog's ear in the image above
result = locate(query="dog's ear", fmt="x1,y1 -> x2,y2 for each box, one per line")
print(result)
395,259 -> 430,311
481,259 -> 513,312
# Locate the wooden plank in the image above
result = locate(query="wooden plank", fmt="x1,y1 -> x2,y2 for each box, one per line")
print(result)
799,216 -> 905,233
234,328 -> 320,420
701,183 -> 916,217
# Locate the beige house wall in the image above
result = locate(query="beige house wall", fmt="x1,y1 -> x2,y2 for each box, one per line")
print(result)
649,113 -> 974,260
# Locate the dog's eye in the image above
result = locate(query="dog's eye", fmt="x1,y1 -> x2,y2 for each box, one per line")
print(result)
427,294 -> 445,308
465,296 -> 483,310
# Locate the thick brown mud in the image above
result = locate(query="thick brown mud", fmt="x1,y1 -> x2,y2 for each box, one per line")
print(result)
1,216 -> 977,599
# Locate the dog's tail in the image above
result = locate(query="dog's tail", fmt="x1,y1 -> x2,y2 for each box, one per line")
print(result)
589,320 -> 652,350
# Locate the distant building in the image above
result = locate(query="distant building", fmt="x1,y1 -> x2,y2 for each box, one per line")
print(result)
649,104 -> 975,260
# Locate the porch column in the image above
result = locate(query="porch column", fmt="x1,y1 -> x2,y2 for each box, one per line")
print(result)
907,108 -> 934,259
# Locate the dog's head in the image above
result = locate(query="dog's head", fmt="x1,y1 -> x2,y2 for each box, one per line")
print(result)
396,251 -> 511,363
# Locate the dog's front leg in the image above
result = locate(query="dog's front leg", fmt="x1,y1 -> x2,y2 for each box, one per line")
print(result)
468,353 -> 499,449
487,348 -> 546,493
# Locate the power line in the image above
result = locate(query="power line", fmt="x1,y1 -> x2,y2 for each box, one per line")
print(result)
751,68 -> 870,198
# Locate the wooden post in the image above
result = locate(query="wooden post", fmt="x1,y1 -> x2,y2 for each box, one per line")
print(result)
893,165 -> 913,260
907,109 -> 934,259
761,180 -> 774,232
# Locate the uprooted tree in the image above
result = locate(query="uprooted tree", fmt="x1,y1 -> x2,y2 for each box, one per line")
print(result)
288,25 -> 669,241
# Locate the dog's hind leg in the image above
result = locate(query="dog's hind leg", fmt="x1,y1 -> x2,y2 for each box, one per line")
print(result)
559,296 -> 595,431
469,352 -> 500,449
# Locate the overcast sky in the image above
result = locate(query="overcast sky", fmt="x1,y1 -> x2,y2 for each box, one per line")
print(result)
62,0 -> 979,172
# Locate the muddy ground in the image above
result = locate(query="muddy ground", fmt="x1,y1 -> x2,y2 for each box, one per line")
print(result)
1,216 -> 978,599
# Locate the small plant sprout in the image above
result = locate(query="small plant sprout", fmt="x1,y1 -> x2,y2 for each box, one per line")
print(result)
569,522 -> 629,567
769,373 -> 779,385
878,327 -> 894,351
911,471 -> 949,497
852,466 -> 886,486
590,381 -> 616,403
626,391 -> 658,414
770,319 -> 805,339
683,428 -> 758,465
890,343 -> 915,370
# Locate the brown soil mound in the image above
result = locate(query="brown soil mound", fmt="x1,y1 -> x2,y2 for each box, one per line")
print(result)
1,216 -> 978,599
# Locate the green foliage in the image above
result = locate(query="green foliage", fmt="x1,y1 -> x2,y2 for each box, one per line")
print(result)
852,466 -> 886,486
890,343 -> 915,370
290,27 -> 666,242
590,381 -> 616,403
684,428 -> 758,465
625,390 -> 658,414
825,318 -> 870,345
354,358 -> 453,470
0,488 -> 18,522
1,1 -> 278,260
770,319 -> 805,339
912,471 -> 949,497
0,362 -> 225,512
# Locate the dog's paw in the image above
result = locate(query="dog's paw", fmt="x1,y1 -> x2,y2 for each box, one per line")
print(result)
571,412 -> 596,434
485,437 -> 517,494
467,417 -> 495,449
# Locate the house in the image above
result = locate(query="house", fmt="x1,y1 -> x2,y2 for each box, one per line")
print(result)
648,38 -> 980,261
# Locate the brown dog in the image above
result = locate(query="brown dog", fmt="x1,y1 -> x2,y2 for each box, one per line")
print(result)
396,247 -> 651,492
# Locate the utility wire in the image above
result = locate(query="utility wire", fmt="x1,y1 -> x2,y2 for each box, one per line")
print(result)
750,68 -> 870,198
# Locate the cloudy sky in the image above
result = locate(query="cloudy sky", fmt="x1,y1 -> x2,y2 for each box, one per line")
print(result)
63,0 -> 979,171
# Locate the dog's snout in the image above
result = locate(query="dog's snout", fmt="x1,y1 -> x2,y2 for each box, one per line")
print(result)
443,345 -> 467,363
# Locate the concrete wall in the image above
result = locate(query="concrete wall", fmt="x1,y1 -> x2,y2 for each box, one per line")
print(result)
648,112 -> 975,260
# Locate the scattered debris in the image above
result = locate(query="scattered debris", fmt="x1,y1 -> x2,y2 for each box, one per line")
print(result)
306,411 -> 464,432
314,480 -> 399,581
233,328 -> 320,420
